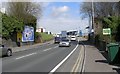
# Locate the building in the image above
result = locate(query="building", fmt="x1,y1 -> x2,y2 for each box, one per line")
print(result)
0,8 -> 5,13
36,27 -> 46,33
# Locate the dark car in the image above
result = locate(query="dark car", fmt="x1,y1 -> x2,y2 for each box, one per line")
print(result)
54,37 -> 61,43
0,44 -> 12,57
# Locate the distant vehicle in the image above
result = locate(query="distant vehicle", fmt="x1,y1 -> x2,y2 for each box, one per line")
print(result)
67,30 -> 78,41
0,44 -> 12,57
59,38 -> 71,47
61,31 -> 67,38
70,35 -> 77,41
54,37 -> 61,43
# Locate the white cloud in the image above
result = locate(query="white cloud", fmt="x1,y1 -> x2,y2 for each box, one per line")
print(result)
51,6 -> 70,17
57,6 -> 69,12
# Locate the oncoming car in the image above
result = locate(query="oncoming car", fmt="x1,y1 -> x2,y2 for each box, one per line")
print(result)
54,37 -> 61,43
59,38 -> 71,47
70,36 -> 77,41
0,44 -> 12,57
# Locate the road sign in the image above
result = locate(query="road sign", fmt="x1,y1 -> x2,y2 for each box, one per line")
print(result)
79,30 -> 82,36
103,28 -> 111,35
22,26 -> 34,42
17,32 -> 22,42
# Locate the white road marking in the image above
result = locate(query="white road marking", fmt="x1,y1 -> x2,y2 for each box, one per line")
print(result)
43,48 -> 52,51
53,46 -> 58,49
49,44 -> 79,73
43,46 -> 58,52
15,45 -> 58,60
15,52 -> 37,60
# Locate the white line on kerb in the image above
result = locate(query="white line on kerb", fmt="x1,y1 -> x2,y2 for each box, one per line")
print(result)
49,44 -> 79,73
15,52 -> 37,60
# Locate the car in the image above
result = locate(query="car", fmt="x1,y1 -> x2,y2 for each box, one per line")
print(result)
0,44 -> 12,57
54,37 -> 61,43
59,38 -> 71,47
70,36 -> 77,41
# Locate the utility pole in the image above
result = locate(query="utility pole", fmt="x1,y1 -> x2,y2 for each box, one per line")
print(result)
91,0 -> 94,43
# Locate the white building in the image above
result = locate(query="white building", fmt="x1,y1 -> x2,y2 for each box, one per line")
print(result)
36,27 -> 46,33
0,8 -> 5,13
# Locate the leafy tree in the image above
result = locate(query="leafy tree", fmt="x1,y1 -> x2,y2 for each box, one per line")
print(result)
2,13 -> 24,39
103,16 -> 119,32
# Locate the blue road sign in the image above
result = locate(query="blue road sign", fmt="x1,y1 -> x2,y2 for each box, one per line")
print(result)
79,30 -> 82,36
22,26 -> 34,42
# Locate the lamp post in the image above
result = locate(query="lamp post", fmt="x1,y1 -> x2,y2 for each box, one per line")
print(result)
91,0 -> 95,43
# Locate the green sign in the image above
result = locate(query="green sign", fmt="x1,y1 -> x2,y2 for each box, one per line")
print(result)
103,28 -> 111,35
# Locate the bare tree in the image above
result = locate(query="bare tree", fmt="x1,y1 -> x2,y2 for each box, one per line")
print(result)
80,2 -> 119,19
6,2 -> 42,24
80,2 -> 92,19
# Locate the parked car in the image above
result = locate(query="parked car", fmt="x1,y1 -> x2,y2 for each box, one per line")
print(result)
0,44 -> 12,57
59,38 -> 71,47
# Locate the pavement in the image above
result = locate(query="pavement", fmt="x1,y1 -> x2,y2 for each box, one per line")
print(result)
80,37 -> 120,74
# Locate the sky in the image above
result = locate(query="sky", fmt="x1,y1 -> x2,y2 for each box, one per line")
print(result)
37,2 -> 89,34
0,1 -> 89,34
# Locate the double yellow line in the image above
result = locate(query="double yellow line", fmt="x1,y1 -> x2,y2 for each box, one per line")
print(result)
71,45 -> 84,74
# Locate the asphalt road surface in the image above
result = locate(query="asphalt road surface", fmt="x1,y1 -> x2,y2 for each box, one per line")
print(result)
2,41 -> 78,73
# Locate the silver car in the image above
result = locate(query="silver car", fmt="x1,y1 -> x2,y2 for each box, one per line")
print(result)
0,44 -> 12,57
59,39 -> 71,47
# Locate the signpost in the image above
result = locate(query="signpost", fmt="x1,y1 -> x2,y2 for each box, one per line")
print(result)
103,28 -> 111,42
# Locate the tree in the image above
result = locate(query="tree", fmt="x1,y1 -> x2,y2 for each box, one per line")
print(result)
80,2 -> 92,19
80,2 -> 120,42
6,2 -> 42,24
2,13 -> 24,39
80,2 -> 119,19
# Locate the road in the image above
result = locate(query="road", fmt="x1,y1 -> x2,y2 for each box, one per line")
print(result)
2,41 -> 79,73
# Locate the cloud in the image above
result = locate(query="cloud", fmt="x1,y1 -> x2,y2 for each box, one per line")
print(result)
51,6 -> 70,17
56,6 -> 69,12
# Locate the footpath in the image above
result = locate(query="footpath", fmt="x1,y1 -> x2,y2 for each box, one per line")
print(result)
80,38 -> 120,74
11,40 -> 54,53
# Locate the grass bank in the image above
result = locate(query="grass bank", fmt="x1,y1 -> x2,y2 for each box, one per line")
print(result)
40,33 -> 54,42
35,32 -> 54,43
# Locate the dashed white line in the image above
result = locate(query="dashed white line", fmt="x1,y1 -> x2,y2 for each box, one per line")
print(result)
43,46 -> 58,52
43,48 -> 52,51
15,52 -> 37,60
53,46 -> 58,49
15,46 -> 58,60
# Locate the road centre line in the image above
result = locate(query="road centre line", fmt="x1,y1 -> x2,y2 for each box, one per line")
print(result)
53,46 -> 58,49
43,46 -> 58,52
43,48 -> 52,51
15,52 -> 37,60
15,46 -> 58,60
49,44 -> 79,73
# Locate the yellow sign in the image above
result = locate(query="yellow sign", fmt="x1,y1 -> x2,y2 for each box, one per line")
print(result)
17,32 -> 22,42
